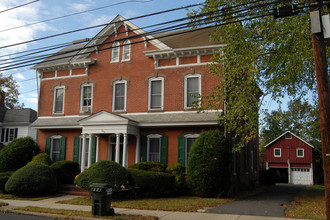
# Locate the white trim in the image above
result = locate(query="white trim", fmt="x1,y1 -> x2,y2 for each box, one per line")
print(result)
156,62 -> 213,70
184,74 -> 201,109
297,148 -> 304,158
41,74 -> 88,81
147,134 -> 162,162
148,77 -> 164,111
122,109 -> 221,116
274,148 -> 281,157
112,80 -> 127,112
80,84 -> 93,113
111,42 -> 120,63
53,86 -> 65,114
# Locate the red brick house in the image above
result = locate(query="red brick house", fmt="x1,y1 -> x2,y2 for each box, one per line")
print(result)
265,131 -> 314,185
31,15 -> 258,188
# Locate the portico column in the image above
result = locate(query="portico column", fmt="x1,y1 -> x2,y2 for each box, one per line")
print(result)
87,134 -> 93,168
95,135 -> 100,163
122,133 -> 128,167
115,133 -> 120,163
81,134 -> 87,172
135,134 -> 140,163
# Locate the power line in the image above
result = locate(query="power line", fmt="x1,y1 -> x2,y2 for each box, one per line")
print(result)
0,0 -> 39,14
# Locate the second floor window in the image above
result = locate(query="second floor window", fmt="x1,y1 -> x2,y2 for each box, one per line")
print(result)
149,78 -> 163,110
274,148 -> 281,157
122,40 -> 131,61
184,74 -> 201,108
297,148 -> 304,158
111,42 -> 120,62
81,84 -> 92,113
53,86 -> 64,114
113,81 -> 126,111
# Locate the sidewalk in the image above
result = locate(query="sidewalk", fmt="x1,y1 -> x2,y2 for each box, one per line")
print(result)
0,194 -> 305,220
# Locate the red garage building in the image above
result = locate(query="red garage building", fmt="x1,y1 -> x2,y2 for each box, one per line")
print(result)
265,131 -> 314,185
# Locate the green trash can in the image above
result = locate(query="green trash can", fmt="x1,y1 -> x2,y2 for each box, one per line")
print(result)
90,183 -> 114,216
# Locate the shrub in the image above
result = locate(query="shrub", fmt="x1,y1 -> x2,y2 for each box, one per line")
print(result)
0,171 -> 14,192
128,161 -> 166,173
127,168 -> 174,196
50,161 -> 80,184
5,163 -> 56,197
166,163 -> 187,194
0,137 -> 40,172
187,129 -> 231,197
29,153 -> 51,165
259,170 -> 277,185
74,160 -> 128,191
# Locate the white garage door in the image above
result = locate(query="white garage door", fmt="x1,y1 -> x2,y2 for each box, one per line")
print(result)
290,168 -> 313,185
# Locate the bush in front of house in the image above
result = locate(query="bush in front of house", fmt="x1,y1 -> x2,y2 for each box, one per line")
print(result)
0,171 -> 14,192
74,160 -> 128,191
166,163 -> 187,194
5,163 -> 57,197
128,161 -> 167,173
259,170 -> 277,185
50,160 -> 80,184
127,168 -> 175,196
0,137 -> 40,172
187,129 -> 231,197
29,153 -> 51,165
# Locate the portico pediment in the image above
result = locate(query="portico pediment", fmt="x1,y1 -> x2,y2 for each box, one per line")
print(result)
79,111 -> 136,126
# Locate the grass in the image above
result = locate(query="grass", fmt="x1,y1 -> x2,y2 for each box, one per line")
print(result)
285,185 -> 326,220
58,196 -> 233,212
14,206 -> 157,220
0,202 -> 8,207
0,193 -> 52,201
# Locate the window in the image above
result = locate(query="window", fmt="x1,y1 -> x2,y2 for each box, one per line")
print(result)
53,86 -> 64,114
148,77 -> 164,110
80,84 -> 92,113
274,148 -> 281,157
45,136 -> 66,163
185,134 -> 199,167
113,81 -> 126,111
184,74 -> 201,108
51,138 -> 61,163
297,148 -> 304,158
148,135 -> 161,162
1,128 -> 18,143
285,133 -> 292,139
111,42 -> 120,62
122,40 -> 131,61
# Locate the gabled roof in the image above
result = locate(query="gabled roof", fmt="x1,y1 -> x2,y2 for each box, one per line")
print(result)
264,131 -> 314,149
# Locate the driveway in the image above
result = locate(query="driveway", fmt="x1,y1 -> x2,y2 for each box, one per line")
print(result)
208,184 -> 307,217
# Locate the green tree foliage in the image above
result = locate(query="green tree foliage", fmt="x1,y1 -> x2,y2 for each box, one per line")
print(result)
187,130 -> 231,197
188,0 -> 330,150
0,73 -> 20,109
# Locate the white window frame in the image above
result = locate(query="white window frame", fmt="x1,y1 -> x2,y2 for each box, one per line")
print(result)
274,148 -> 281,157
51,135 -> 62,163
53,86 -> 65,114
122,40 -> 131,62
184,74 -> 201,109
80,84 -> 93,113
184,134 -> 199,167
148,77 -> 164,110
297,148 -> 304,158
147,134 -> 161,162
111,42 -> 120,63
112,80 -> 127,112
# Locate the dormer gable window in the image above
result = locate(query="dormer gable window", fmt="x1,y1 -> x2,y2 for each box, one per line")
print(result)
111,42 -> 120,63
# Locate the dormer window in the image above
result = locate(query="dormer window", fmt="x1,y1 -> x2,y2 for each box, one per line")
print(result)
122,40 -> 131,61
111,42 -> 120,63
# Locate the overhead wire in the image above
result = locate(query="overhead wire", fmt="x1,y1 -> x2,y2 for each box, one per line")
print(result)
0,0 -> 39,14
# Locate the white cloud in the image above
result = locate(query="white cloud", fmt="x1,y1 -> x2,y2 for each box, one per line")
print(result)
13,73 -> 25,79
69,3 -> 90,12
25,97 -> 38,104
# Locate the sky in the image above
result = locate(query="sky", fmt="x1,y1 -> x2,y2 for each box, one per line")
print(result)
0,0 -> 309,121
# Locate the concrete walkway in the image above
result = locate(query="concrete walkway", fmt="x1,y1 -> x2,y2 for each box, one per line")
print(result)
0,194 -> 306,220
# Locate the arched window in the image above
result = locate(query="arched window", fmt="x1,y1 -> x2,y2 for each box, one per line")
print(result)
111,42 -> 120,62
122,40 -> 131,61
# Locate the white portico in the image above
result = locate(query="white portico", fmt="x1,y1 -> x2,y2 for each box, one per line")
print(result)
78,111 -> 140,171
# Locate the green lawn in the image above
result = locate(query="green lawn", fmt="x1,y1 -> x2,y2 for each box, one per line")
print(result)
58,196 -> 233,212
285,185 -> 326,220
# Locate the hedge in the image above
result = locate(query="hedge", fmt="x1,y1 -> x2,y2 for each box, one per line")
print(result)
50,160 -> 80,184
0,171 -> 14,192
29,153 -> 51,166
128,161 -> 166,173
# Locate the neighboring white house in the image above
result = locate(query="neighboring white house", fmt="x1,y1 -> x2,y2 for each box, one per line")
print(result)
0,106 -> 37,146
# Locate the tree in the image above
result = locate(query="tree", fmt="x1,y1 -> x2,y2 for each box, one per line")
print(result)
0,73 -> 20,109
188,0 -> 330,151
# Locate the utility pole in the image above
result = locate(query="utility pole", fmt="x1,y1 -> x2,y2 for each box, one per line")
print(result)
310,0 -> 330,218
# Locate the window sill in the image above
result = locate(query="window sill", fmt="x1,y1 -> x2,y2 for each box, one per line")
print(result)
112,110 -> 127,114
52,113 -> 64,116
121,59 -> 131,63
110,60 -> 119,63
148,109 -> 164,112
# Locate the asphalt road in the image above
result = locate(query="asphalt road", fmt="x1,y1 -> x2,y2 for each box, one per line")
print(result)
208,183 -> 307,217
